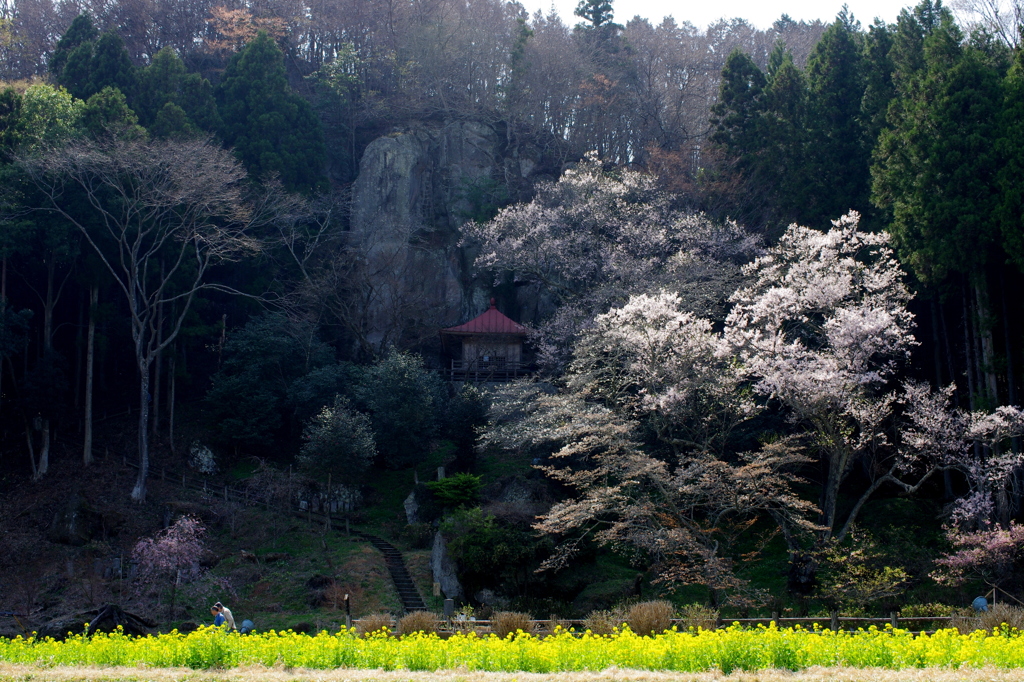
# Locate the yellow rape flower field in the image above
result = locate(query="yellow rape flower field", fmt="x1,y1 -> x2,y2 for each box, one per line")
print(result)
3,624 -> 1024,681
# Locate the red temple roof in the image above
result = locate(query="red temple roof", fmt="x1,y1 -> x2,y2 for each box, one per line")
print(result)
442,299 -> 527,336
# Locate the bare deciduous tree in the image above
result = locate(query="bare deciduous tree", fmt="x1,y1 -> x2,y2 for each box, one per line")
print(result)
951,0 -> 1022,47
22,136 -> 259,501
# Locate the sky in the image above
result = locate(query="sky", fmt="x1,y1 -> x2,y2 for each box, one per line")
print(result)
518,0 -> 909,31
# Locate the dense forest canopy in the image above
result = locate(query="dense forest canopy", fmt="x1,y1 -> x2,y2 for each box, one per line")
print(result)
1,0 -> 1024,618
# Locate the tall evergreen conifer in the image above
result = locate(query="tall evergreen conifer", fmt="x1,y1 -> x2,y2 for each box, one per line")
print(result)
711,50 -> 767,172
574,0 -> 615,28
216,32 -> 327,194
49,14 -> 97,79
88,32 -> 136,102
763,53 -> 810,224
872,16 -> 1004,282
804,9 -> 871,226
136,47 -> 220,135
998,47 -> 1024,268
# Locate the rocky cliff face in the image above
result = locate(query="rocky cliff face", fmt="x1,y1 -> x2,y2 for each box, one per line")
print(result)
349,120 -> 543,351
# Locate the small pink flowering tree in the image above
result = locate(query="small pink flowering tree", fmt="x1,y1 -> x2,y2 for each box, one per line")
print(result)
932,522 -> 1024,593
132,515 -> 207,618
901,377 -> 1024,594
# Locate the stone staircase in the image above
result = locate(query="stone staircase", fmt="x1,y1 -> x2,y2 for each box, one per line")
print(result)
351,530 -> 427,613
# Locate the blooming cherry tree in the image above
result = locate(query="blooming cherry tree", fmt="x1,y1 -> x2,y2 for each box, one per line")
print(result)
484,292 -> 818,600
725,212 -> 919,546
132,515 -> 208,617
484,382 -> 817,599
933,522 -> 1024,590
482,202 -> 1024,598
902,384 -> 1024,528
463,152 -> 759,372
568,292 -> 755,457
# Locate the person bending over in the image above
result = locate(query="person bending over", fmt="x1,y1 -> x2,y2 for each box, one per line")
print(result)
211,601 -> 236,630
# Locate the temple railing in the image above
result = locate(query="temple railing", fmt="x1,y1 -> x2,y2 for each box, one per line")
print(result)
448,360 -> 531,382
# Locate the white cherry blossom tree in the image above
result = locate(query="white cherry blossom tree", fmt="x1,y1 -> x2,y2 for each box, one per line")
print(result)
724,212 -> 919,546
481,200 -> 1024,598
463,152 -> 760,372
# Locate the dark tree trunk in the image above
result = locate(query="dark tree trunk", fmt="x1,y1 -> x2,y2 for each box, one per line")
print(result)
83,286 -> 97,466
131,361 -> 151,502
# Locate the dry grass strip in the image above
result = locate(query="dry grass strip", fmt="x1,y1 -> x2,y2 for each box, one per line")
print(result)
3,665 -> 1024,682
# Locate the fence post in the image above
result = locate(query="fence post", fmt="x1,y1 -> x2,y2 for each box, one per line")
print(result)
830,610 -> 839,631
326,473 -> 332,532
890,611 -> 898,629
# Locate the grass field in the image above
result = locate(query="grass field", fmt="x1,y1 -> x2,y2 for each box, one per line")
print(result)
4,664 -> 1024,682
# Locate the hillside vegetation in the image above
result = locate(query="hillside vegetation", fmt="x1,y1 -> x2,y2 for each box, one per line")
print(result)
1,0 -> 1024,634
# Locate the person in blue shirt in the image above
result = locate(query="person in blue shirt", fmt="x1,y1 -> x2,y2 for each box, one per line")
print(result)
210,602 -> 235,629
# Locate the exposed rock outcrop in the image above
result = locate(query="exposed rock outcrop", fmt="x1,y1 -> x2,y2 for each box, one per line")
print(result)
349,121 -> 540,350
431,531 -> 464,601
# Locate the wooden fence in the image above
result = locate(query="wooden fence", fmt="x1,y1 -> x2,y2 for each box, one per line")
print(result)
353,615 -> 956,635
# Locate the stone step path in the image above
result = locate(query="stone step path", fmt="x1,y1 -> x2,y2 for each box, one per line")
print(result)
350,529 -> 427,613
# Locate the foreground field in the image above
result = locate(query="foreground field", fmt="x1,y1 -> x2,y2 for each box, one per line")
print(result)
3,626 -> 1024,673
4,664 -> 1024,682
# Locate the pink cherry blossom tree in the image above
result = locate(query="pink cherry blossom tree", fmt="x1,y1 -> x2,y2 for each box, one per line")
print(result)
932,522 -> 1024,592
132,515 -> 208,618
481,200 -> 1024,598
483,290 -> 819,601
483,380 -> 817,602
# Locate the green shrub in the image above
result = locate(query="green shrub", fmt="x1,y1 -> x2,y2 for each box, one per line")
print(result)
354,351 -> 446,469
297,395 -> 376,482
440,507 -> 547,597
427,473 -> 482,508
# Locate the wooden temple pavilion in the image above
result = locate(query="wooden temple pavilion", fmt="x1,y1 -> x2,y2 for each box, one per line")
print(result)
440,299 -> 529,381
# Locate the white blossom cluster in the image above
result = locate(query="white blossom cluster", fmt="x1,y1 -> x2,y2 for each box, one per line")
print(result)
725,212 -> 915,418
905,386 -> 1024,527
479,168 -> 1024,594
463,152 -> 759,372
